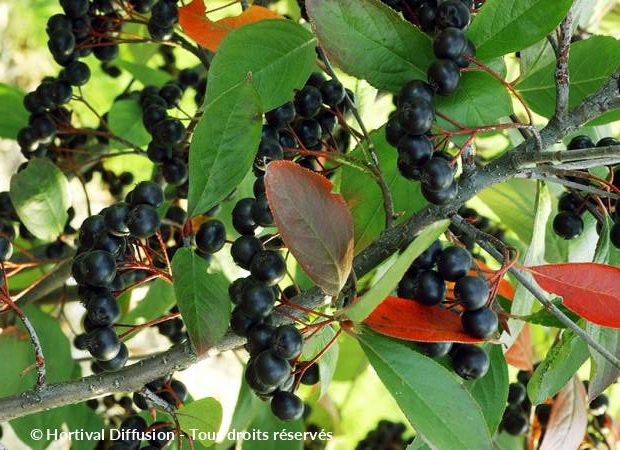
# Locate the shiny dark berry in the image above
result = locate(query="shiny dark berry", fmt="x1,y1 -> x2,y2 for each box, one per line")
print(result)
397,135 -> 433,175
130,181 -> 164,208
301,363 -> 320,385
60,0 -> 89,17
294,119 -> 322,148
93,40 -> 119,62
150,0 -> 179,27
461,307 -> 498,339
437,246 -> 472,281
127,204 -> 160,238
397,98 -> 434,135
451,344 -> 489,380
535,404 -> 551,426
86,327 -> 121,361
501,407 -> 529,435
399,80 -> 434,105
597,137 -> 620,147
553,211 -> 583,239
436,0 -> 470,29
246,323 -> 275,356
294,86 -> 323,118
254,350 -> 291,387
386,116 -> 406,147
558,193 -> 582,212
104,203 -> 130,236
433,27 -> 468,61
231,235 -> 264,269
97,342 -> 128,371
421,157 -> 454,192
196,220 -> 226,254
87,290 -> 120,326
257,139 -> 284,164
454,276 -> 488,310
252,194 -> 273,227
0,237 -> 13,261
507,383 -> 526,405
590,394 -> 609,416
413,270 -> 446,305
154,118 -> 186,146
81,250 -> 117,287
162,157 -> 188,186
427,59 -> 461,96
416,341 -> 453,358
159,82 -> 183,108
567,135 -> 594,150
265,102 -> 296,129
240,282 -> 275,319
270,324 -> 303,360
232,198 -> 257,235
250,250 -> 286,285
320,79 -> 346,107
412,240 -> 442,270
422,180 -> 458,205
271,391 -> 304,421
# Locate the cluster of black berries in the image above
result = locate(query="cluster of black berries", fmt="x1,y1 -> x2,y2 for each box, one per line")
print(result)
258,71 -> 352,173
355,420 -> 412,450
386,27 -> 475,205
398,242 -> 496,379
552,135 -> 620,247
132,375 -> 188,411
72,181 -> 164,372
399,242 -> 498,339
140,82 -> 189,187
84,163 -> 135,198
384,0 -> 474,33
500,378 -> 531,435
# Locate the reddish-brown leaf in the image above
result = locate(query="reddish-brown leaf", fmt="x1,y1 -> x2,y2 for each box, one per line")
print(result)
265,161 -> 354,296
363,296 -> 486,343
539,376 -> 587,450
505,324 -> 534,371
179,0 -> 281,51
527,263 -> 620,328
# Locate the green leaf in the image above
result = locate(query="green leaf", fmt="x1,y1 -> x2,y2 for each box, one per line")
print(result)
123,278 -> 176,323
467,0 -> 573,60
0,83 -> 28,139
340,126 -> 427,253
177,397 -> 223,447
436,71 -> 513,128
465,345 -> 509,434
527,330 -> 589,405
214,382 -> 261,450
108,99 -> 151,147
359,332 -> 492,450
171,248 -> 231,354
206,20 -> 316,111
115,59 -> 172,86
344,220 -> 449,322
187,81 -> 262,217
332,332 -> 368,381
244,402 -> 305,450
301,325 -> 340,398
517,36 -> 620,124
10,158 -> 70,241
519,39 -> 555,79
306,0 -> 433,93
519,299 -> 579,328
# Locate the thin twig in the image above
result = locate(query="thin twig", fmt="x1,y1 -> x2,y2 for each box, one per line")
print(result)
451,215 -> 620,370
553,9 -> 574,120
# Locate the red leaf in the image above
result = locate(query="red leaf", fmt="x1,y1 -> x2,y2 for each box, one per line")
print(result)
539,376 -> 587,450
179,0 -> 281,52
363,296 -> 486,343
265,161 -> 354,296
505,324 -> 534,371
527,263 -> 620,328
